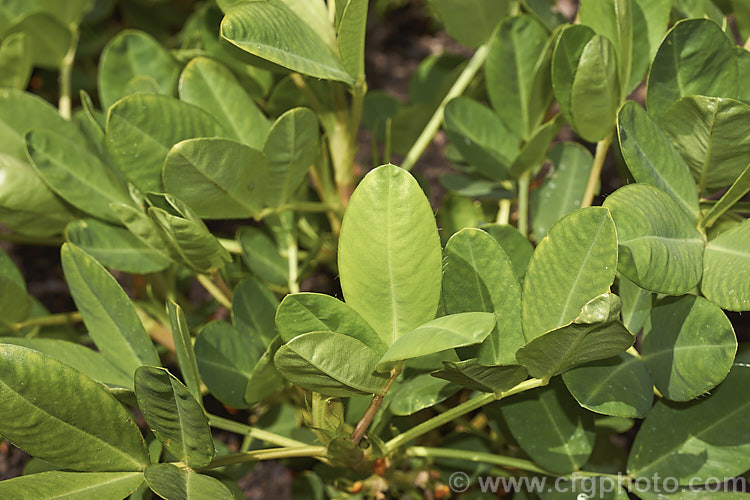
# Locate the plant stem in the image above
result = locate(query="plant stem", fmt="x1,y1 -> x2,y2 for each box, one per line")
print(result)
626,346 -> 641,359
59,29 -> 79,120
196,446 -> 327,470
406,447 -> 556,476
401,43 -> 489,171
10,312 -> 82,332
0,232 -> 63,246
208,414 -> 311,449
351,363 -> 402,445
384,378 -> 548,454
517,173 -> 530,237
217,238 -> 242,254
286,228 -> 300,294
496,199 -> 511,225
581,134 -> 613,208
196,274 -> 232,309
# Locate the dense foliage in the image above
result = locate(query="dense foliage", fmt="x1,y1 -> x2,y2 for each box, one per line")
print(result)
0,0 -> 749,498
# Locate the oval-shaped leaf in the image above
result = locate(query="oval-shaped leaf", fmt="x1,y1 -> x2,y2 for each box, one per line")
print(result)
337,0 -> 367,79
628,364 -> 750,484
106,94 -> 227,193
522,207 -> 618,341
0,32 -> 31,90
702,218 -> 750,311
619,275 -> 653,334
26,129 -> 133,223
135,366 -> 214,467
643,295 -> 736,401
179,56 -> 270,149
603,184 -> 704,295
238,226 -> 287,286
646,19 -> 738,121
65,219 -> 171,274
499,379 -> 595,474
232,278 -> 279,345
660,96 -> 750,193
442,228 -> 524,365
0,344 -> 149,471
431,359 -> 528,394
275,292 -> 385,353
98,29 -> 178,110
427,0 -> 513,48
339,164 -> 442,346
563,353 -> 653,418
0,471 -> 144,499
552,24 -> 596,128
162,137 -> 266,219
483,224 -> 534,279
389,374 -> 460,416
274,332 -> 389,397
3,13 -> 70,69
378,312 -> 496,368
61,243 -> 160,377
220,0 -> 353,84
617,100 -> 700,221
145,464 -> 233,500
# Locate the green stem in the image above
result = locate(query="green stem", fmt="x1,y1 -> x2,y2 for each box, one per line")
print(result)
196,274 -> 232,309
581,134 -> 613,208
0,232 -> 63,246
401,43 -> 489,171
517,173 -> 530,237
208,414 -> 311,449
10,312 -> 82,332
626,346 -> 641,359
195,446 -> 327,470
384,378 -> 548,454
59,29 -> 79,120
406,447 -> 556,476
496,199 -> 511,225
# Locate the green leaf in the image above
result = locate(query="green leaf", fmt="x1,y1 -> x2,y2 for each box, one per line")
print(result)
244,336 -> 284,404
263,107 -> 319,207
3,13 -> 70,69
442,228 -> 524,365
0,471 -> 144,499
431,359 -> 528,393
65,218 -> 170,274
147,194 -> 232,273
443,97 -> 517,180
25,129 -> 132,224
562,353 -> 653,418
377,312 -> 496,368
627,364 -> 750,484
499,379 -> 595,474
521,207 -> 618,341
579,0 -> 632,96
106,94 -> 227,193
603,184 -> 704,295
427,0 -> 514,48
485,15 -> 550,139
232,278 -> 279,345
629,0 -> 671,92
275,292 -> 385,353
530,142 -> 594,242
389,374 -> 460,416
618,275 -> 653,334
0,344 -> 149,471
135,366 -> 214,467
167,301 -> 202,404
338,164 -> 442,346
0,88 -> 82,161
110,203 -> 175,264
61,243 -> 160,376
551,24 -> 595,132
659,96 -> 750,193
0,246 -> 24,289
0,274 -> 31,332
617,101 -> 700,221
220,0 -> 354,85
238,226 -> 287,286
509,114 -> 564,179
144,464 -> 233,500
516,299 -> 635,379
0,32 -> 31,89
702,218 -> 750,311
483,223 -> 534,279
0,337 -> 132,389
194,321 -> 266,409
646,19 -> 738,121
520,0 -> 566,32
569,34 -> 620,142
702,164 -> 750,229
635,491 -> 750,500
162,138 -> 265,219
98,30 -> 179,110
337,0 -> 367,79
642,295 -> 736,401
178,56 -> 269,149
274,331 -> 389,397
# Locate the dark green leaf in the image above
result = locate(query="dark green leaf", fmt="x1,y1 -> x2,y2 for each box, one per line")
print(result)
232,278 -> 279,345
427,0 -> 513,48
619,275 -> 653,334
702,164 -> 750,229
238,226 -> 287,286
0,32 -> 31,89
509,113 -> 564,178
431,359 -> 528,393
144,463 -> 233,500
3,13 -> 70,69
167,300 -> 202,404
0,471 -> 144,499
